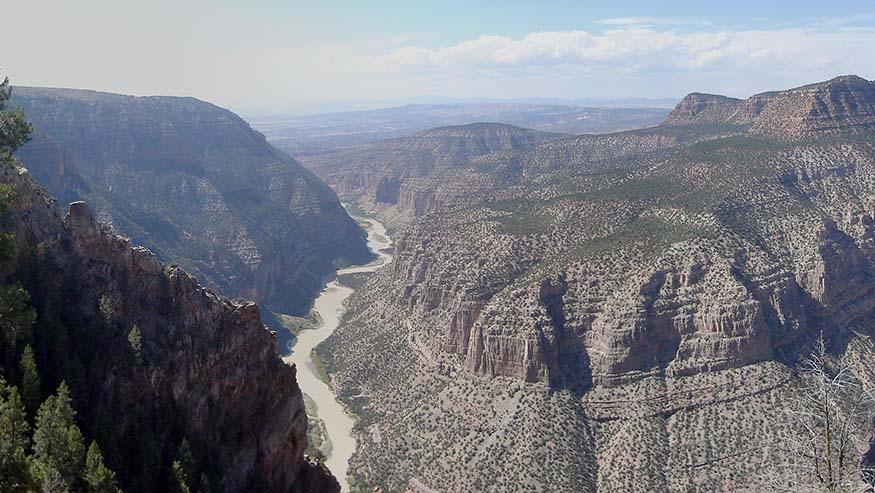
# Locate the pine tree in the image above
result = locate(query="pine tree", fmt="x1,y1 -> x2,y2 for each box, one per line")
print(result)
0,71 -> 36,355
19,344 -> 40,416
172,439 -> 196,493
32,382 -> 85,487
0,74 -> 32,153
39,465 -> 69,493
171,459 -> 191,493
127,324 -> 143,365
0,376 -> 33,490
83,441 -> 119,493
0,184 -> 35,352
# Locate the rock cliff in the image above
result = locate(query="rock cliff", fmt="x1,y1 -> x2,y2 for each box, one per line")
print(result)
746,75 -> 875,137
663,93 -> 743,126
1,159 -> 339,492
11,87 -> 371,325
665,75 -> 875,138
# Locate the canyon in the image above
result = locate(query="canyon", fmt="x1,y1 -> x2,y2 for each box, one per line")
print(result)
11,87 -> 371,335
9,73 -> 875,491
301,75 -> 875,491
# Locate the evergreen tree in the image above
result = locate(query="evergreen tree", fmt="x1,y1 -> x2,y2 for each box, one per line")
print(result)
0,74 -> 32,153
172,439 -> 196,493
19,344 -> 41,416
0,184 -> 35,352
0,71 -> 36,356
83,441 -> 119,493
0,376 -> 33,490
39,465 -> 69,493
32,382 -> 85,487
171,460 -> 191,493
127,325 -> 143,365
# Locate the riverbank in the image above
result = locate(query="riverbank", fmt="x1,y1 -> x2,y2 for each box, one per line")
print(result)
282,209 -> 393,492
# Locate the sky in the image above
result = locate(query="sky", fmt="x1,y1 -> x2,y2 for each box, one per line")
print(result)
5,0 -> 875,115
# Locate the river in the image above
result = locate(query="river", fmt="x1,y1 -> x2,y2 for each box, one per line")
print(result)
282,213 -> 393,492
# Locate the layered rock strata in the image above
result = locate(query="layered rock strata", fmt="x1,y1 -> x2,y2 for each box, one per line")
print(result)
314,76 -> 875,492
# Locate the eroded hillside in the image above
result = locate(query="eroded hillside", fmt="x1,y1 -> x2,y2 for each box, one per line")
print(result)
316,76 -> 875,492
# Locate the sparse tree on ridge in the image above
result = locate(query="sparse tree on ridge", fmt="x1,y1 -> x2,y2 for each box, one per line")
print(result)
0,72 -> 32,154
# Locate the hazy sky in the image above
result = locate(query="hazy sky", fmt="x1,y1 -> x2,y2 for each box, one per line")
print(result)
6,0 -> 875,114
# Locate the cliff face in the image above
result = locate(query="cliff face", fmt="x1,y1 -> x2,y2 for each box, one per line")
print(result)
665,75 -> 875,137
1,160 -> 338,492
300,122 -> 561,221
313,76 -> 875,492
351,75 -> 875,390
746,75 -> 875,137
663,93 -> 743,126
11,87 -> 371,322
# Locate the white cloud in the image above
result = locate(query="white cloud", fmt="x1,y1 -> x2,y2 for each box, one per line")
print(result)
5,0 -> 874,111
375,27 -> 875,76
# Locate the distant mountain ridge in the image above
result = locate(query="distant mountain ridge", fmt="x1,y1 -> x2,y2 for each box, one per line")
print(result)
665,75 -> 875,137
11,87 -> 371,329
254,102 -> 671,159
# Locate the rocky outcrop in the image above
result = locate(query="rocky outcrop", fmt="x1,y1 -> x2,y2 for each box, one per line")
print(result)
12,87 -> 371,320
663,93 -> 743,126
727,92 -> 776,124
374,176 -> 401,204
1,161 -> 339,492
665,75 -> 875,138
747,75 -> 875,137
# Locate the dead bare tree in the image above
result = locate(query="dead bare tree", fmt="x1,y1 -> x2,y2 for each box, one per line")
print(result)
759,335 -> 875,492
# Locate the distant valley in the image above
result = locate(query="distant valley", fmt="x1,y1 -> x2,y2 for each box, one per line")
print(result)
251,103 -> 670,160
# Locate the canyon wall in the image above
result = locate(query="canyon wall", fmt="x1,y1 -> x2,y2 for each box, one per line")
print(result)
12,87 -> 371,322
2,159 -> 338,492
